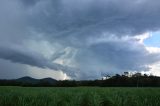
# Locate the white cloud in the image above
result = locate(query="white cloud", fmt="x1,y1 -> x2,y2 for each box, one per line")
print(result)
134,32 -> 152,44
148,62 -> 160,76
26,66 -> 70,80
146,46 -> 160,53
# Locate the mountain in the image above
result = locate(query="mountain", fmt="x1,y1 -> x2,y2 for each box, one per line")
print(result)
16,76 -> 57,84
40,78 -> 57,84
16,76 -> 39,84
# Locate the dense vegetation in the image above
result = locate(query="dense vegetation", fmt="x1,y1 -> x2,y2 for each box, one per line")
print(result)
0,73 -> 160,87
0,86 -> 160,106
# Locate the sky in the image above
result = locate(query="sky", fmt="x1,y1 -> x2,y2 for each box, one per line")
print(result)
0,0 -> 160,80
144,32 -> 160,47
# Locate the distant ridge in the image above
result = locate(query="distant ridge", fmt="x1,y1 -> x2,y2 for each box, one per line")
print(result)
16,76 -> 39,84
16,76 -> 57,84
40,78 -> 57,84
1,74 -> 160,87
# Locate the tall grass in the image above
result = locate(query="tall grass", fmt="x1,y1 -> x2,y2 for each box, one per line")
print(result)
0,87 -> 160,106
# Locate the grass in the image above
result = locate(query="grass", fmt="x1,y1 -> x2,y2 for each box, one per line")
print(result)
0,87 -> 160,106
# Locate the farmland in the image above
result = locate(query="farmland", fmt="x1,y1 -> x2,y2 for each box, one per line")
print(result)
0,87 -> 160,106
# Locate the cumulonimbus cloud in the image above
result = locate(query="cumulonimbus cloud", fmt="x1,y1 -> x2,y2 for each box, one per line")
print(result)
0,46 -> 77,77
0,0 -> 160,79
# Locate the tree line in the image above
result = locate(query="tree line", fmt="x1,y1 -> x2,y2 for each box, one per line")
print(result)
0,72 -> 160,87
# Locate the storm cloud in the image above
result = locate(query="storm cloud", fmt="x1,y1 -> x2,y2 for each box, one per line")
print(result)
0,0 -> 160,79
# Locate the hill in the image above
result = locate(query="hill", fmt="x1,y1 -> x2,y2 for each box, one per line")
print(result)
15,76 -> 57,86
16,76 -> 39,84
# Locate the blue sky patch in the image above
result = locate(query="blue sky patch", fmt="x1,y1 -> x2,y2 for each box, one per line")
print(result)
144,32 -> 160,47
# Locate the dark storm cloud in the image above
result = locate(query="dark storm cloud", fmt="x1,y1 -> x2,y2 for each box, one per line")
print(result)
0,47 -> 76,77
89,41 -> 160,71
74,40 -> 160,79
20,0 -> 40,6
22,0 -> 160,40
0,47 -> 48,68
0,0 -> 160,79
0,59 -> 28,79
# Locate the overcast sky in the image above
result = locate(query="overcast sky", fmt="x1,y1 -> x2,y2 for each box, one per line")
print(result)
0,0 -> 160,80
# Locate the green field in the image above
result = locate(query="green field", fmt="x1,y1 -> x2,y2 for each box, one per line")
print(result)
0,87 -> 160,106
